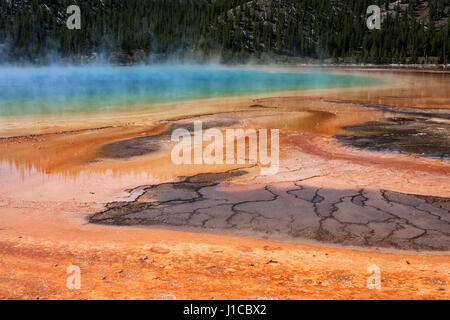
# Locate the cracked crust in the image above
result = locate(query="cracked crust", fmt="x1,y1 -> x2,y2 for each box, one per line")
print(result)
90,170 -> 450,251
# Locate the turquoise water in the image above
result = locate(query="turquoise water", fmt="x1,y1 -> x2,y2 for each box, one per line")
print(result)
0,66 -> 381,116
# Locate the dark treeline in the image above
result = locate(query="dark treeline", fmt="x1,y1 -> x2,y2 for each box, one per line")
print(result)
0,0 -> 449,64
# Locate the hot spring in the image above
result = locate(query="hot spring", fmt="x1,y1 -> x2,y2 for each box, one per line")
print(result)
0,66 -> 381,116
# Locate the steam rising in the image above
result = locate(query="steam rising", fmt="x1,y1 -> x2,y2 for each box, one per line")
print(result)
0,64 -> 381,116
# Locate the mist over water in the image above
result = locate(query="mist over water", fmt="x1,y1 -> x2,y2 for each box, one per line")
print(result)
0,65 -> 381,116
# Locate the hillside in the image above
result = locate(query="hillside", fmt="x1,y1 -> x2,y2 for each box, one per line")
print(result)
0,0 -> 448,64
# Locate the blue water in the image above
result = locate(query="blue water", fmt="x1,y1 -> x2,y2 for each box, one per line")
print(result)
0,66 -> 381,116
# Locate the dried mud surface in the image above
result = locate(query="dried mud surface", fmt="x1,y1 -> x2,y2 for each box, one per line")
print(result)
91,169 -> 450,251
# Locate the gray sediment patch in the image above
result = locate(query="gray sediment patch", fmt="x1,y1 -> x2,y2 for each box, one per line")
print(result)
334,117 -> 450,159
325,99 -> 450,159
90,171 -> 450,251
96,118 -> 238,159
